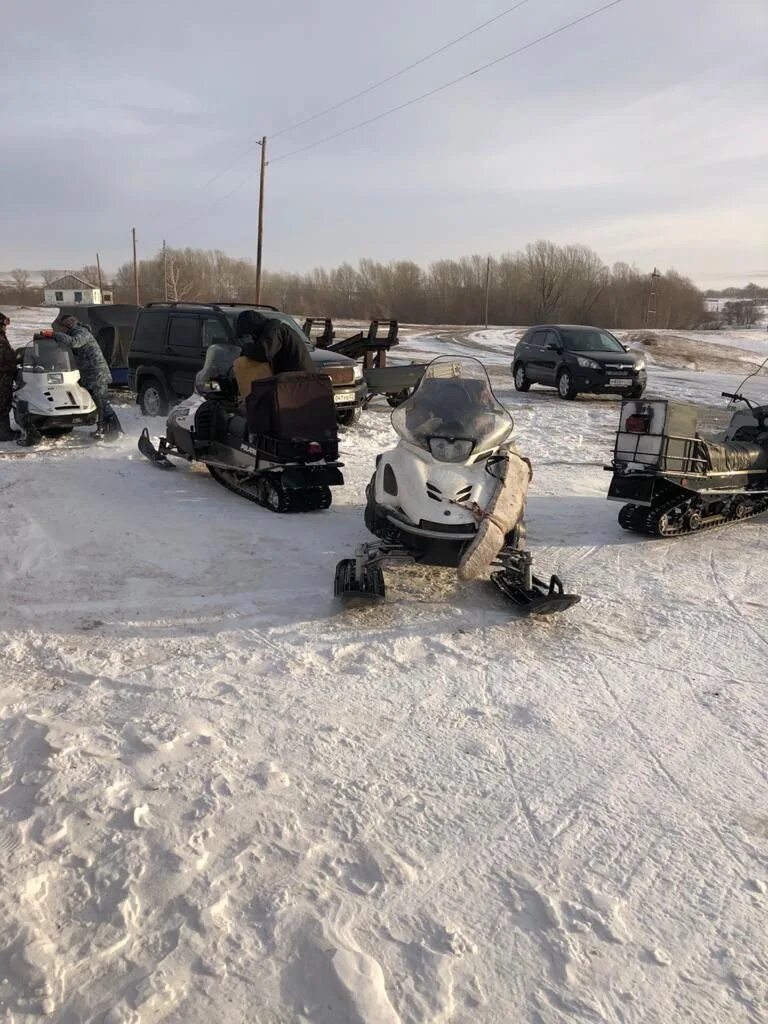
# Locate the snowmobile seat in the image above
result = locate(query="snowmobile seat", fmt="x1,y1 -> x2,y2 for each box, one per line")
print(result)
696,439 -> 768,474
245,372 -> 339,462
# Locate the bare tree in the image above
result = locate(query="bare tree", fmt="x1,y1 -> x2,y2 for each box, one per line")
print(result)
40,269 -> 63,285
10,268 -> 31,292
165,254 -> 194,301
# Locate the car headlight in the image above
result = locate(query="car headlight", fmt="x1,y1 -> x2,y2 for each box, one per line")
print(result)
634,358 -> 646,371
428,437 -> 475,462
353,363 -> 364,382
576,356 -> 601,369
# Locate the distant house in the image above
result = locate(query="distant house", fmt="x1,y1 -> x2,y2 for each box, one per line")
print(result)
43,274 -> 113,306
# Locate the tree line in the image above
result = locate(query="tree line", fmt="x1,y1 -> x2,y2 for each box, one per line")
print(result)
704,282 -> 768,300
2,240 -> 709,329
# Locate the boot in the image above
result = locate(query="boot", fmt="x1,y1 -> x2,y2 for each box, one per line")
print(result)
0,414 -> 20,442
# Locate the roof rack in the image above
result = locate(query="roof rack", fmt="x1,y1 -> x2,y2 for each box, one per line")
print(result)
144,300 -> 280,312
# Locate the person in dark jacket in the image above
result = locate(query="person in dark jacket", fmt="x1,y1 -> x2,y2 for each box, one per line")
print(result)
0,312 -> 21,441
235,310 -> 315,376
53,315 -> 114,438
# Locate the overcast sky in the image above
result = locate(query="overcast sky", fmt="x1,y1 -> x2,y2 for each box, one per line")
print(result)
2,0 -> 766,288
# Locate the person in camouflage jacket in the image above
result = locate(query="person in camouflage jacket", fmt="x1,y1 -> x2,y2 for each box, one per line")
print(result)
0,312 -> 21,441
54,315 -> 113,437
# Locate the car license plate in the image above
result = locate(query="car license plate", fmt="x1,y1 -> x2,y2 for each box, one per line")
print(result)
333,390 -> 356,404
609,378 -> 632,387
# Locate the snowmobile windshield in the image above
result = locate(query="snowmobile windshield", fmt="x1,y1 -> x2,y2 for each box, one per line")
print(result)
21,337 -> 77,373
194,342 -> 241,394
391,356 -> 512,461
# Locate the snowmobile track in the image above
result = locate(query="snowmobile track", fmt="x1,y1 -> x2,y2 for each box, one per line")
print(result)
207,465 -> 332,513
619,495 -> 768,538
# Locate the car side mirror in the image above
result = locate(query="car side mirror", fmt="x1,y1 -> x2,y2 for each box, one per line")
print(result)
545,341 -> 561,352
621,344 -> 629,351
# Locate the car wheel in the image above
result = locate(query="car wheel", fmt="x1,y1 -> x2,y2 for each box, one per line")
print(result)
139,379 -> 169,417
557,369 -> 577,400
513,363 -> 531,392
337,406 -> 361,427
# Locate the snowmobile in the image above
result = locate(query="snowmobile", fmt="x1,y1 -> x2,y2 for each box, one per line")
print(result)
139,342 -> 344,512
13,331 -> 121,446
334,356 -> 580,616
607,392 -> 768,536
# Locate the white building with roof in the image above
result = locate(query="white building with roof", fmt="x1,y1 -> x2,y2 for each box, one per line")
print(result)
43,274 -> 113,306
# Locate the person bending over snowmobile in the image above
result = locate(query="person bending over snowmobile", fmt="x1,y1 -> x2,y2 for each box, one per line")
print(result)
53,315 -> 116,439
236,310 -> 315,376
0,312 -> 21,441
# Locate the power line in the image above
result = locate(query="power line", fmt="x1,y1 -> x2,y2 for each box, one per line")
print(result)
269,0 -> 534,140
169,0 -> 629,232
271,0 -> 628,164
181,0 -> 536,197
196,142 -> 260,192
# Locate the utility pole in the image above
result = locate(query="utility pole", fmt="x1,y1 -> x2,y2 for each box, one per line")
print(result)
255,136 -> 267,304
646,266 -> 660,328
484,256 -> 491,329
132,228 -> 140,305
95,252 -> 103,293
163,239 -> 168,301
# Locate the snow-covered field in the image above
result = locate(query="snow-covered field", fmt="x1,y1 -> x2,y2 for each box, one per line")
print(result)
1,309 -> 767,1023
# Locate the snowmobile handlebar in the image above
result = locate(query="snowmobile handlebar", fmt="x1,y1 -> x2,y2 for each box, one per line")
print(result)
722,392 -> 766,428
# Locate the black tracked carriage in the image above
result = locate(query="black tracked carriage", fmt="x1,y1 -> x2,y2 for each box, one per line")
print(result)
139,343 -> 344,512
606,393 -> 768,537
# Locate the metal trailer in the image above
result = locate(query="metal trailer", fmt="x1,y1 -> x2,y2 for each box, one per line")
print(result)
362,362 -> 428,408
302,318 -> 399,368
52,303 -> 139,387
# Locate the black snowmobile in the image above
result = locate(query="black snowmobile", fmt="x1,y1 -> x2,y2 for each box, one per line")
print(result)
139,343 -> 344,511
607,392 -> 768,536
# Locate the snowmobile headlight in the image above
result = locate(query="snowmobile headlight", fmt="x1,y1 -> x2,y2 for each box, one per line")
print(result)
428,437 -> 474,462
576,356 -> 601,369
47,372 -> 64,384
353,363 -> 364,382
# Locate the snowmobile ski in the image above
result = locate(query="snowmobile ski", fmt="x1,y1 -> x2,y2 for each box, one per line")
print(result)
491,569 -> 581,617
334,557 -> 386,606
138,427 -> 176,468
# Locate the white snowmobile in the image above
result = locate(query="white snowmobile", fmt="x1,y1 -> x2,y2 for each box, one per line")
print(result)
138,342 -> 344,512
334,356 -> 580,616
12,331 -> 111,446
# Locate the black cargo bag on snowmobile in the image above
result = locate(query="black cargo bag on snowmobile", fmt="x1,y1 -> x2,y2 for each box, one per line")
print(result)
245,372 -> 339,462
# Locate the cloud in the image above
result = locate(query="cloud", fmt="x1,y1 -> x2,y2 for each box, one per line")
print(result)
2,0 -> 766,287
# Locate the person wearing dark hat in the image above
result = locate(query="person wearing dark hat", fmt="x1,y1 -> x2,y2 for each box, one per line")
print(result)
0,312 -> 21,441
235,310 -> 315,376
53,314 -> 115,438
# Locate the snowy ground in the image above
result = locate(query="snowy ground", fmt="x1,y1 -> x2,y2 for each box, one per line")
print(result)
1,310 -> 766,1023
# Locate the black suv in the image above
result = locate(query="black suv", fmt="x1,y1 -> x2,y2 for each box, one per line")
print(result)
127,302 -> 366,424
512,325 -> 646,400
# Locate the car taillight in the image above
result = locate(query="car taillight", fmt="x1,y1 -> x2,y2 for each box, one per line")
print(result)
306,441 -> 323,460
626,414 -> 650,433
